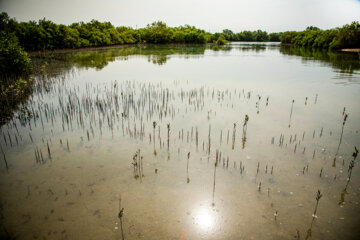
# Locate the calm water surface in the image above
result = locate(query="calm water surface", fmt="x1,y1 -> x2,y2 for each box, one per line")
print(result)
1,43 -> 360,239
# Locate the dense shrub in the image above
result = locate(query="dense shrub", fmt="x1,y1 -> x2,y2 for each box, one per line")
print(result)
0,34 -> 31,77
281,22 -> 360,49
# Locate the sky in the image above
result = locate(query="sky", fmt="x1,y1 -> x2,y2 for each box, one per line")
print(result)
1,0 -> 359,33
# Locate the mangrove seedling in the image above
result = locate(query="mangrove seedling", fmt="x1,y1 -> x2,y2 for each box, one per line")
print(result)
339,146 -> 359,205
288,99 -> 294,128
212,150 -> 218,206
242,115 -> 249,149
208,125 -> 211,155
312,190 -> 322,218
118,197 -> 125,240
187,152 -> 190,183
333,112 -> 348,167
232,123 -> 236,150
167,123 -> 170,150
1,145 -> 8,172
274,210 -> 278,221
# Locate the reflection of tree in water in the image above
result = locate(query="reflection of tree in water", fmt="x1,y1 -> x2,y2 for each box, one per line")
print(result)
31,45 -> 210,70
305,217 -> 315,240
280,46 -> 360,75
27,44 -> 360,78
29,43 -> 279,72
147,55 -> 169,65
208,44 -> 232,51
0,76 -> 33,126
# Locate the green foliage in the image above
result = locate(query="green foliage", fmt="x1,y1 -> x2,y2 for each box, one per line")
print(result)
1,11 -> 285,54
215,34 -> 227,45
3,11 -> 357,54
281,22 -> 360,49
0,13 -> 34,125
222,29 -> 236,41
221,30 -> 272,42
0,74 -> 34,125
1,12 -> 32,77
269,33 -> 281,42
306,26 -> 320,31
1,13 -> 214,51
0,33 -> 32,77
0,32 -> 33,124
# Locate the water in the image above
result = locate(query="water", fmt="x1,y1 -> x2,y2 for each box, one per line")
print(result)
1,43 -> 360,239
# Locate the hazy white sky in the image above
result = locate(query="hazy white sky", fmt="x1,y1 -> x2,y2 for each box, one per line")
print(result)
1,0 -> 359,32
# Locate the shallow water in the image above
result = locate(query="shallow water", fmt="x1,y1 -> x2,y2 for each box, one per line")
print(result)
1,43 -> 360,240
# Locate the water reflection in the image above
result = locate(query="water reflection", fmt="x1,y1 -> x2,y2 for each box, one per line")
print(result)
30,43 -> 360,76
30,45 -> 210,69
280,46 -> 360,79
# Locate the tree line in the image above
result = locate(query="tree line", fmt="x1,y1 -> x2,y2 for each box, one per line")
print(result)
221,29 -> 281,42
280,23 -> 360,49
1,13 -> 211,52
0,12 -> 283,53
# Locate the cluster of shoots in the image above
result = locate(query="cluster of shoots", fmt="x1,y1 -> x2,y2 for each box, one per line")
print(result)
302,164 -> 309,174
34,146 -> 45,164
256,95 -> 261,114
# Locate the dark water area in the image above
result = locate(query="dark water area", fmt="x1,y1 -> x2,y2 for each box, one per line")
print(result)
1,43 -> 360,239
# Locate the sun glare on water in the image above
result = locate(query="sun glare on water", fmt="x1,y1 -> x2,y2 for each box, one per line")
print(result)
195,208 -> 214,230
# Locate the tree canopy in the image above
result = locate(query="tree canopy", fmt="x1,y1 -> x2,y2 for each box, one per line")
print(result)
281,22 -> 360,49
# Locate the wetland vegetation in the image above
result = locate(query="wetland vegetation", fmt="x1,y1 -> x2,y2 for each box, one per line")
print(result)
0,11 -> 360,240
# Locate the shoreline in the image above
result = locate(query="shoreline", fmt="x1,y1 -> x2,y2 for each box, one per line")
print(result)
27,42 -> 273,55
28,43 -> 143,56
27,43 -> 218,56
28,43 -> 360,56
341,49 -> 360,53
